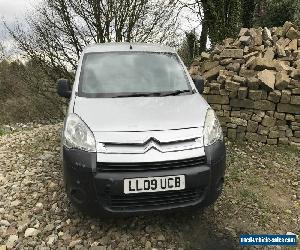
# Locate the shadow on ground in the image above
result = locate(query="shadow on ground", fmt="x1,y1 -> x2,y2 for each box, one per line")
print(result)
65,201 -> 240,250
176,209 -> 239,250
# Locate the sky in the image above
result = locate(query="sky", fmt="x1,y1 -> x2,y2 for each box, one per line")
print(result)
0,0 -> 39,56
0,0 -> 37,39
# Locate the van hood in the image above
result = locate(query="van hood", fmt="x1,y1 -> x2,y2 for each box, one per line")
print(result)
73,94 -> 209,132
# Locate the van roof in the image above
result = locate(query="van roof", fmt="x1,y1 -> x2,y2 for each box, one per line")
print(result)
83,42 -> 176,54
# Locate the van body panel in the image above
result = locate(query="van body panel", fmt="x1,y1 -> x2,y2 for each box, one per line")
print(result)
73,94 -> 209,132
96,147 -> 206,164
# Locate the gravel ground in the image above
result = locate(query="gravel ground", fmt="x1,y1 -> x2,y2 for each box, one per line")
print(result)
0,124 -> 299,250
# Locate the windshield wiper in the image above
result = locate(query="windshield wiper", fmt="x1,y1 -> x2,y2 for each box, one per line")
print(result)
112,90 -> 192,98
160,90 -> 192,96
112,92 -> 163,98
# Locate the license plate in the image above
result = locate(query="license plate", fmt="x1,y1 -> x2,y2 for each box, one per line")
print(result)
124,175 -> 185,194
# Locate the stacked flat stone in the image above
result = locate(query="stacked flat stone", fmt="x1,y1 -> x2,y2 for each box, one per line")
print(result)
189,21 -> 300,146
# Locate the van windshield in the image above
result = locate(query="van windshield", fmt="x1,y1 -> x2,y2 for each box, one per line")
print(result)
78,52 -> 192,98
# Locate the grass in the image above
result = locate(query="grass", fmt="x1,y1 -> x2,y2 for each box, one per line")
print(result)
0,126 -> 7,136
214,140 -> 300,239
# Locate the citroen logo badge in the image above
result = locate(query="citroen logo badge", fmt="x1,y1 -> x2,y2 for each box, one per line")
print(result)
145,139 -> 161,152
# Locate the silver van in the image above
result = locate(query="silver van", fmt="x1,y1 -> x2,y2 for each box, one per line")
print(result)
57,43 -> 226,216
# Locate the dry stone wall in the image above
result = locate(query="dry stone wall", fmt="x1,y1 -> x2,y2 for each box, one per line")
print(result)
190,21 -> 300,146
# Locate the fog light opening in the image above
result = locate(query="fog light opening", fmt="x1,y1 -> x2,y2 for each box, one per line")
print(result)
70,187 -> 85,204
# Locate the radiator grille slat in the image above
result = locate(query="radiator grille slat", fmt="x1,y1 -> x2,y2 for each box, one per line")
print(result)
109,188 -> 204,209
97,156 -> 206,172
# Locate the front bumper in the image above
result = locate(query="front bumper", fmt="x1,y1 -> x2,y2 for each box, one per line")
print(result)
62,141 -> 226,216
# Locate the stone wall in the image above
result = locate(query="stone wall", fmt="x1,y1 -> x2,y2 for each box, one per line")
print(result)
190,21 -> 300,146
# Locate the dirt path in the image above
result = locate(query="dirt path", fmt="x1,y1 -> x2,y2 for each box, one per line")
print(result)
0,124 -> 299,249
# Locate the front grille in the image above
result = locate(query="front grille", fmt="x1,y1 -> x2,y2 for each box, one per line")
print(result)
109,188 -> 205,210
97,156 -> 206,172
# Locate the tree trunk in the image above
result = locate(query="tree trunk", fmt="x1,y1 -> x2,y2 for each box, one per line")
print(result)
241,0 -> 256,28
199,18 -> 208,52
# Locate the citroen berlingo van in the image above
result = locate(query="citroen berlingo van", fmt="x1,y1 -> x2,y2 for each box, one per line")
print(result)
57,43 -> 226,216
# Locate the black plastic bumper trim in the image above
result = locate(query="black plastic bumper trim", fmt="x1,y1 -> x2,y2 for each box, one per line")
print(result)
62,140 -> 226,216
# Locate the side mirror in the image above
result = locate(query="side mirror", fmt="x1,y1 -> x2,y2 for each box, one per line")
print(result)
193,78 -> 204,94
57,79 -> 72,98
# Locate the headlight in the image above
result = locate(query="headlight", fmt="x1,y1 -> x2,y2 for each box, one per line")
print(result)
203,109 -> 223,146
63,113 -> 96,152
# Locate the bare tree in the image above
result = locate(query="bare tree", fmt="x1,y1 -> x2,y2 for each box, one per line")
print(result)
179,0 -> 206,52
181,0 -> 242,49
0,42 -> 7,61
6,0 -> 180,76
